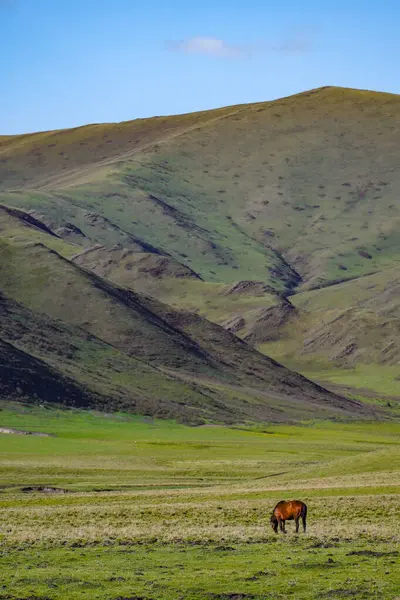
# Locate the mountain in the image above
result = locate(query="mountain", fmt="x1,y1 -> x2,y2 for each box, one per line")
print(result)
1,85 -> 399,412
1,86 -> 399,293
0,204 -> 362,423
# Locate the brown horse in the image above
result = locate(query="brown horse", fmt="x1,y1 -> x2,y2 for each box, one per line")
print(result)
270,500 -> 307,534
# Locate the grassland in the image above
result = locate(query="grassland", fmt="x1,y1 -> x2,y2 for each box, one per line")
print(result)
2,85 -> 400,599
1,404 -> 400,599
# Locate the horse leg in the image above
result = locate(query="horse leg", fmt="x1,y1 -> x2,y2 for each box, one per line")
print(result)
295,517 -> 300,533
280,519 -> 286,534
277,518 -> 283,533
302,515 -> 307,533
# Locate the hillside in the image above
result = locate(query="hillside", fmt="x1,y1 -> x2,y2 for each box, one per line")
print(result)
260,265 -> 400,369
1,86 -> 400,293
1,85 -> 400,409
0,336 -> 102,409
0,205 -> 362,423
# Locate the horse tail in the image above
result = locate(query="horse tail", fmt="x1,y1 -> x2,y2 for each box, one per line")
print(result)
302,503 -> 307,519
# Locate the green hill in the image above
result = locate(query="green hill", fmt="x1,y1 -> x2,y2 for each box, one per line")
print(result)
0,205 -> 362,423
258,265 -> 400,371
1,85 -> 400,409
1,86 -> 400,292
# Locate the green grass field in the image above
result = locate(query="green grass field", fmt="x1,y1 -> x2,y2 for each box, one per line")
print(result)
1,403 -> 400,599
2,85 -> 400,598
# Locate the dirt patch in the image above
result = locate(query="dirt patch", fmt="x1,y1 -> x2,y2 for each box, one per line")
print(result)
252,471 -> 287,481
245,570 -> 275,580
294,559 -> 337,569
346,550 -> 399,557
21,486 -> 69,494
0,427 -> 51,437
308,541 -> 339,549
322,590 -> 367,598
114,597 -> 154,600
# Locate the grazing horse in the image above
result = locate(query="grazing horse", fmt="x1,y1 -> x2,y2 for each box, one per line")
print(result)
270,500 -> 307,534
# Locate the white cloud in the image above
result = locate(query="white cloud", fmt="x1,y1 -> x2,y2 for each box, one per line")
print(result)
166,36 -> 310,59
167,37 -> 243,58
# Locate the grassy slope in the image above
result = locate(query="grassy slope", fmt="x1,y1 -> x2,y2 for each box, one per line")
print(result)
115,86 -> 400,290
256,266 -> 400,388
0,206 -> 362,423
71,245 -> 203,282
80,244 -> 400,392
2,86 -> 400,399
4,86 -> 400,291
0,336 -> 104,409
70,244 -> 281,334
0,203 -> 80,257
92,252 -> 400,397
0,291 -> 236,422
0,406 -> 400,599
0,105 -> 243,189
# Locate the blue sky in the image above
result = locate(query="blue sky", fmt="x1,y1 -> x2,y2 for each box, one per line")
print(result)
1,0 -> 399,134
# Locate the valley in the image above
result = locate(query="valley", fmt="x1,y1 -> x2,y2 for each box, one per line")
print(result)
2,84 -> 400,600
1,405 -> 400,599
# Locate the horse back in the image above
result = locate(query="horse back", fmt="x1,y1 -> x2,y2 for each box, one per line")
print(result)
273,500 -> 306,520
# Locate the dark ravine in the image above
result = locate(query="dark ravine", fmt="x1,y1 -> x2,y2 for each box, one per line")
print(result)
0,203 -> 59,238
267,245 -> 303,296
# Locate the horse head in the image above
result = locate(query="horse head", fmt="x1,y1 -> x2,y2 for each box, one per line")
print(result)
270,514 -> 278,533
